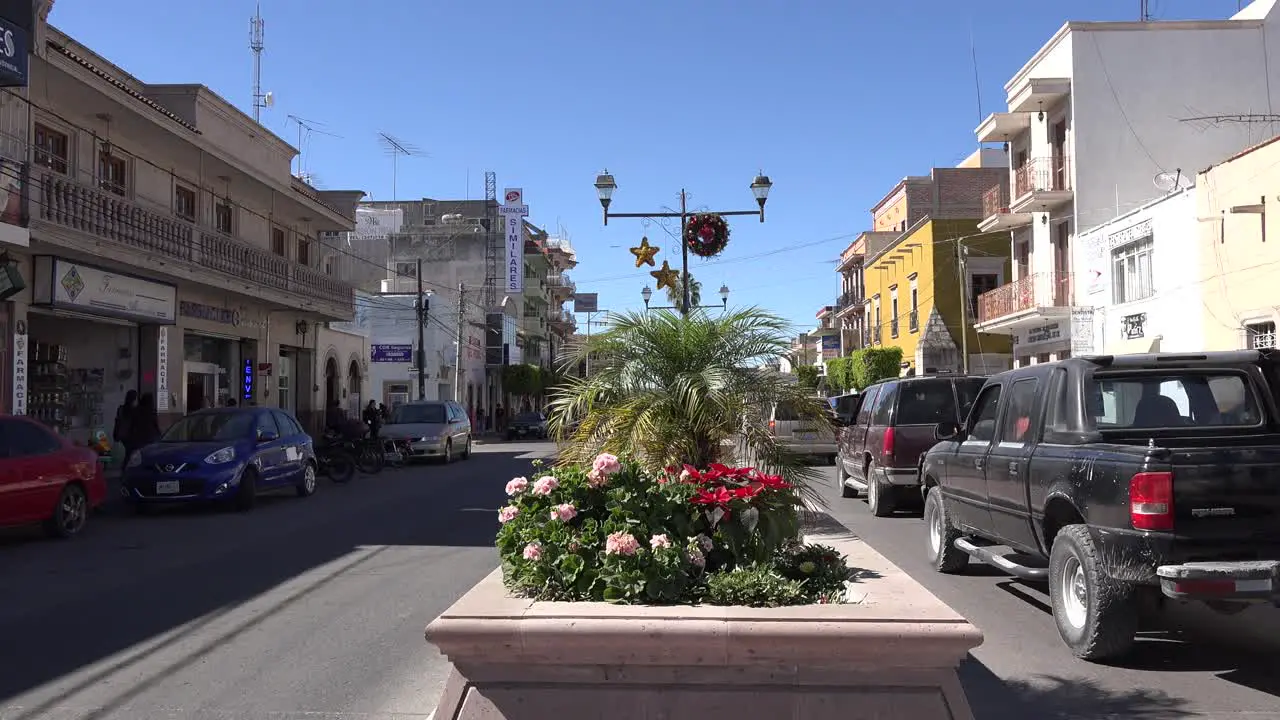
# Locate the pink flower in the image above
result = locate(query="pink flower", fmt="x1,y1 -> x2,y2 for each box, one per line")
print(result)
587,469 -> 608,488
688,547 -> 706,568
679,468 -> 693,483
550,503 -> 578,522
568,539 -> 581,552
650,534 -> 672,549
522,542 -> 542,561
532,475 -> 559,496
604,531 -> 640,556
505,477 -> 529,496
592,453 -> 622,476
498,505 -> 520,524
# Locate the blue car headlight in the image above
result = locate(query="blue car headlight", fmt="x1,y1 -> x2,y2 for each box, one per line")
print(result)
205,446 -> 237,465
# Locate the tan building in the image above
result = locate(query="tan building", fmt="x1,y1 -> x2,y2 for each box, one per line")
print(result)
1196,134 -> 1280,352
0,4 -> 363,436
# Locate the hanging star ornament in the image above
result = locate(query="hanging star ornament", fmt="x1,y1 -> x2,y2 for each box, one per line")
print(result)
629,236 -> 661,267
650,260 -> 679,291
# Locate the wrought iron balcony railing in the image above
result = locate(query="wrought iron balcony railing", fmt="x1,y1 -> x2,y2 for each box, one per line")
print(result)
976,272 -> 1073,324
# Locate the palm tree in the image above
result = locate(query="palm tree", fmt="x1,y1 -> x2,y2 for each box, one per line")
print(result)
665,274 -> 701,309
548,308 -> 831,497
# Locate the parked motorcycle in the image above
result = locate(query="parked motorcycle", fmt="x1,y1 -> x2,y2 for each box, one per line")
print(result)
315,440 -> 357,483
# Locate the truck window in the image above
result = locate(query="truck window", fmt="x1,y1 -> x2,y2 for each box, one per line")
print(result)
955,378 -> 986,418
871,383 -> 899,426
855,386 -> 880,425
773,402 -> 800,422
1090,371 -> 1262,429
968,385 -> 1003,442
999,379 -> 1039,444
895,380 -> 959,425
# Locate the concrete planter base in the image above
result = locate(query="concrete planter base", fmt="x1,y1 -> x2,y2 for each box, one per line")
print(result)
425,527 -> 982,719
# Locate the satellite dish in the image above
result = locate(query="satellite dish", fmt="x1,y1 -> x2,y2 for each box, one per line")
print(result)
1153,168 -> 1191,192
263,91 -> 275,107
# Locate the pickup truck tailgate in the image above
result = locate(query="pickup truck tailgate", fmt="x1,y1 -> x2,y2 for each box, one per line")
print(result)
1170,444 -> 1280,544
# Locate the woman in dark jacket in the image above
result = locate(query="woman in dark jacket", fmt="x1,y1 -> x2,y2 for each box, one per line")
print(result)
115,390 -> 138,467
127,393 -> 163,451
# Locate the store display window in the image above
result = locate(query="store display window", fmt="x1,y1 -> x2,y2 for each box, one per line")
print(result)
25,315 -> 137,445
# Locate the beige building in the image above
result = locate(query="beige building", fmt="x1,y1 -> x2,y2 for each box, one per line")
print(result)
1196,134 -> 1280,352
0,3 -> 363,437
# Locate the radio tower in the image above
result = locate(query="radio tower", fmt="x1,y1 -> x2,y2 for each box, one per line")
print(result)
249,3 -> 269,123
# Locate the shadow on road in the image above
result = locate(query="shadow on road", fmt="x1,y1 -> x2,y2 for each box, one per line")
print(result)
961,658 -> 1194,719
0,447 -> 539,714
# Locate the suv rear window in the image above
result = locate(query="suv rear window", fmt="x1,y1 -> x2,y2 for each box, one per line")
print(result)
894,380 -> 964,426
1090,371 -> 1263,429
773,402 -> 800,421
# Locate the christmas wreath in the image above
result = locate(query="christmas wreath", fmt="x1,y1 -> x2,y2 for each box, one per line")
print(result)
684,213 -> 730,258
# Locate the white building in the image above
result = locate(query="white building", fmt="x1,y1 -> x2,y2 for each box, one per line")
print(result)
1,6 -> 364,438
971,0 -> 1280,365
1072,188 -> 1198,356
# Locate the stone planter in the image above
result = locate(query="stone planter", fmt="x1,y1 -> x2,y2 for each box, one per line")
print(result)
425,525 -> 982,719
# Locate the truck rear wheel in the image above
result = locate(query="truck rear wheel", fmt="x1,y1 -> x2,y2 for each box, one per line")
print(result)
1048,524 -> 1138,661
924,488 -> 968,574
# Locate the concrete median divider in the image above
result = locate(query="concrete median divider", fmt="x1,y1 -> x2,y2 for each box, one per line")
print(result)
424,514 -> 983,719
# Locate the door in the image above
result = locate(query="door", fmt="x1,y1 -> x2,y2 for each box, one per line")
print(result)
984,377 -> 1042,550
1052,121 -> 1067,190
184,361 -> 219,412
253,411 -> 287,485
840,385 -> 880,475
1053,223 -> 1071,305
860,382 -> 898,482
946,383 -> 1002,532
273,410 -> 306,479
0,418 -> 68,525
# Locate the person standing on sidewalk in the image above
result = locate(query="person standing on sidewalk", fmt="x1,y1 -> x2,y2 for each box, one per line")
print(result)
126,394 -> 162,452
476,406 -> 487,434
114,390 -> 138,468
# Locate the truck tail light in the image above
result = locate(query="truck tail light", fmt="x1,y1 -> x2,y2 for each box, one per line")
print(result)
882,427 -> 896,462
1130,471 -> 1174,531
768,419 -> 776,434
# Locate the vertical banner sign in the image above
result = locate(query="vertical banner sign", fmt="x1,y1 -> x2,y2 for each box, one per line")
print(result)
12,318 -> 26,415
157,326 -> 170,411
499,188 -> 529,294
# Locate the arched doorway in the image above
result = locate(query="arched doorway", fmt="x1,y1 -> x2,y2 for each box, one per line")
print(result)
324,356 -> 340,410
347,358 -> 362,413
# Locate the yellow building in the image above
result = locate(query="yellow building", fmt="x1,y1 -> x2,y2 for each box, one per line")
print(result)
863,219 -> 1013,375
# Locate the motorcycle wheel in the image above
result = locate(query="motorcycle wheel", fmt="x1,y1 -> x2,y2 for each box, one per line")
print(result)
325,453 -> 357,484
358,444 -> 385,474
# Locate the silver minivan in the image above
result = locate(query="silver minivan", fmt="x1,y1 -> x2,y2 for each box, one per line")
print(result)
382,400 -> 473,463
769,400 -> 837,462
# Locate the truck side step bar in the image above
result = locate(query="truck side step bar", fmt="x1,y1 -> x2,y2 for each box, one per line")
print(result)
954,538 -> 1049,581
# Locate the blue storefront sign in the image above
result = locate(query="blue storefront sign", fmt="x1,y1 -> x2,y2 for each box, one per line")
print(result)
0,19 -> 28,89
371,344 -> 413,363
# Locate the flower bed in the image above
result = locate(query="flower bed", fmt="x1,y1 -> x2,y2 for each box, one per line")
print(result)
496,453 -> 851,606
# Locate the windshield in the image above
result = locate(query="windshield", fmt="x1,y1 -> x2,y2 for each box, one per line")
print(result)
162,412 -> 254,442
896,380 -> 962,425
515,412 -> 543,423
1090,371 -> 1262,429
389,403 -> 447,424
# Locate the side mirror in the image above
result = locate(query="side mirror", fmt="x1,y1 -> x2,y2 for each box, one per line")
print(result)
258,430 -> 279,443
934,422 -> 961,441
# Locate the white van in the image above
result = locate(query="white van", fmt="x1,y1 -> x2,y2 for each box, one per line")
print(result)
769,400 -> 837,462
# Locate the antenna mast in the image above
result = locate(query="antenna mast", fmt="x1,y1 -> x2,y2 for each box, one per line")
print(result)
249,3 -> 267,123
378,132 -> 423,200
287,114 -> 342,179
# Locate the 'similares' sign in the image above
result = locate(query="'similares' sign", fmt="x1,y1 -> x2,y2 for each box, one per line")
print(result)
498,188 -> 529,294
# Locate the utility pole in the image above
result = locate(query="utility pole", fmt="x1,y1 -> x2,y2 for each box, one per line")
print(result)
417,258 -> 427,400
957,246 -> 970,374
454,282 -> 466,402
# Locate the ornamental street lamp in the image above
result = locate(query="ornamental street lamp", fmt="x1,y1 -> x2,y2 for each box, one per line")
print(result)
640,283 -> 731,312
594,170 -> 772,316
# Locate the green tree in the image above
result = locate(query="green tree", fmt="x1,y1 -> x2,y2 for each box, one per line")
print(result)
849,347 -> 903,389
501,363 -> 540,398
548,308 -> 830,497
665,274 -> 702,309
795,365 -> 820,390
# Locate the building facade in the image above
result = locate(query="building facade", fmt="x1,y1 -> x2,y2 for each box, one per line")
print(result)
1071,188 -> 1198,356
2,7 -> 362,437
972,0 -> 1280,362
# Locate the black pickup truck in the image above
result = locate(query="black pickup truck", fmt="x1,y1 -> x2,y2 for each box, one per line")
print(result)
919,352 -> 1280,661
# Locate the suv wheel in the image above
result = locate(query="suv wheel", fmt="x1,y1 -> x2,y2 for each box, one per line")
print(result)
866,460 -> 896,517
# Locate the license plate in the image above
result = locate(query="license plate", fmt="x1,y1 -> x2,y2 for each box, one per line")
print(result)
796,432 -> 816,443
155,480 -> 180,494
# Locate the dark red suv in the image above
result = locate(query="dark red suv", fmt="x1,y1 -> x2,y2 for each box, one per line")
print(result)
836,375 -> 985,517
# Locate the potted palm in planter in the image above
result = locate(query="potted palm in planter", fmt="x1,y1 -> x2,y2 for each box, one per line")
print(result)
425,309 -> 981,720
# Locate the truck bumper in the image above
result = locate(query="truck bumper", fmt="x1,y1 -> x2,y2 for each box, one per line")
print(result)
1156,560 -> 1280,604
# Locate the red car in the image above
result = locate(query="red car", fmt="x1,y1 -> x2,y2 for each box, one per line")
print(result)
0,414 -> 106,538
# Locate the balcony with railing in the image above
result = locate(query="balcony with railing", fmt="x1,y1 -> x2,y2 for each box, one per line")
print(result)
975,272 -> 1074,331
834,289 -> 864,316
890,318 -> 900,338
522,310 -> 548,337
908,309 -> 919,333
1010,157 -> 1072,214
547,271 -> 576,299
30,169 -> 354,318
872,325 -> 882,345
978,183 -> 1031,232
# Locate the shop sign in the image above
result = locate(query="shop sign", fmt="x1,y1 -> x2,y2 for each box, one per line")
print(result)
11,317 -> 26,415
0,19 -> 28,89
372,344 -> 413,363
1071,308 -> 1096,355
0,158 -> 30,247
1122,312 -> 1147,340
179,301 -> 241,326
157,326 -> 170,411
258,362 -> 273,376
32,257 -> 177,323
1015,321 -> 1067,351
243,357 -> 255,401
821,334 -> 840,360
499,188 -> 528,294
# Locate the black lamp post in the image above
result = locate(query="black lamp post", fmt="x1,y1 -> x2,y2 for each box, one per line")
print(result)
640,283 -> 730,312
595,171 -> 772,316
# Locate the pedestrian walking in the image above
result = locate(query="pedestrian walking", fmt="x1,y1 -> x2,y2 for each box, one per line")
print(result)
127,393 -> 162,451
476,407 -> 487,434
363,400 -> 383,439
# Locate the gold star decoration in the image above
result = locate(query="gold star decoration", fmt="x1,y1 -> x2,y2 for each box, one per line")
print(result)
629,236 -> 661,267
650,260 -> 679,291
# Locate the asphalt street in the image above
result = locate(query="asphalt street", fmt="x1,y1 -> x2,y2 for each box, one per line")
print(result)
0,440 -> 553,720
811,465 -> 1280,720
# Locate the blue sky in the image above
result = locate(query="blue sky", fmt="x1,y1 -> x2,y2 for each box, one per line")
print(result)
51,0 -> 1246,332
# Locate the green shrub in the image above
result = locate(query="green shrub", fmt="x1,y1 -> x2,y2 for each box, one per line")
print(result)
795,364 -> 820,390
706,566 -> 808,607
774,541 -> 851,603
825,357 -> 854,393
849,347 -> 903,390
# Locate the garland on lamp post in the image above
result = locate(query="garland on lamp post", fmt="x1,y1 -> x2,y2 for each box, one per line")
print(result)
684,213 -> 730,259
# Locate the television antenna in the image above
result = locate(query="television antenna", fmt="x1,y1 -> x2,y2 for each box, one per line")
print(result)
249,3 -> 273,123
378,132 -> 424,200
1153,169 -> 1193,193
287,115 -> 342,178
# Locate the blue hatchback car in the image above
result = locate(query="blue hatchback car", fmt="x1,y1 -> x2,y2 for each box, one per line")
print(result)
122,407 -> 318,511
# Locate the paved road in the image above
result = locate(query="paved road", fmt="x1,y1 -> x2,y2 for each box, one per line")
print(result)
811,466 -> 1280,720
0,440 -> 552,720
